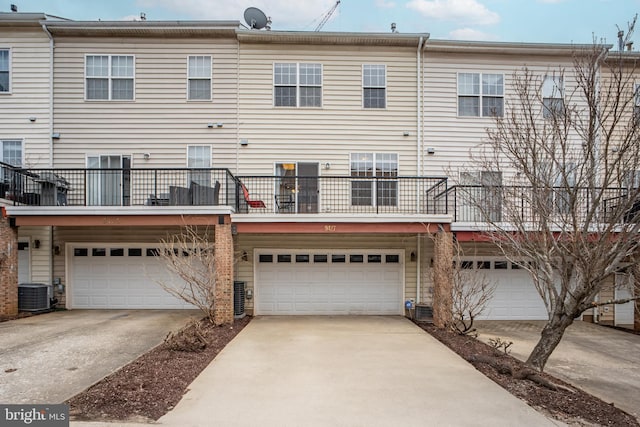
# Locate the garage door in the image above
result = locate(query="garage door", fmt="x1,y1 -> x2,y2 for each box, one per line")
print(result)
70,244 -> 193,309
255,250 -> 403,315
615,273 -> 635,326
463,259 -> 548,320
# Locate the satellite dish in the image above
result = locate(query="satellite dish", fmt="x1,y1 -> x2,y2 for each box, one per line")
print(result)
244,7 -> 268,30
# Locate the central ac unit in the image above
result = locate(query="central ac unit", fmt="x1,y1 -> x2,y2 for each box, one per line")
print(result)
18,283 -> 51,312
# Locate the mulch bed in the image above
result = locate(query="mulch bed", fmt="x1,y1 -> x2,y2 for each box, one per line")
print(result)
418,323 -> 639,426
67,316 -> 251,422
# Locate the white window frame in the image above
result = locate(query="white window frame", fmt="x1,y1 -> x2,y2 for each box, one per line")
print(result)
457,72 -> 504,117
362,64 -> 387,109
84,54 -> 135,101
0,139 -> 23,166
273,63 -> 323,108
350,152 -> 398,207
187,55 -> 212,101
542,74 -> 564,118
187,145 -> 212,186
633,82 -> 640,123
0,48 -> 11,94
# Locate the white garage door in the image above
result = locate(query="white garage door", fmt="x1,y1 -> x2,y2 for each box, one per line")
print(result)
255,250 -> 403,315
463,259 -> 548,320
70,244 -> 193,309
615,273 -> 635,326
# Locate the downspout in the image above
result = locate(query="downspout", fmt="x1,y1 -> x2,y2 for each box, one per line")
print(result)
235,35 -> 240,175
42,23 -> 54,168
416,36 -> 424,304
416,236 -> 421,304
42,22 -> 55,292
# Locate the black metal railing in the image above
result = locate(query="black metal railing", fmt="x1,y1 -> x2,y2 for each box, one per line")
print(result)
235,175 -> 449,215
1,163 -> 449,216
439,185 -> 629,223
0,162 -> 237,208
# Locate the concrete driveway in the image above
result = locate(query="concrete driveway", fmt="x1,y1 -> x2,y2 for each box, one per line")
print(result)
153,316 -> 557,427
475,320 -> 640,420
0,309 -> 199,404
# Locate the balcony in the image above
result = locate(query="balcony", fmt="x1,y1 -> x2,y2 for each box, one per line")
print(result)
0,162 -> 237,209
0,162 -> 449,217
438,185 -> 630,224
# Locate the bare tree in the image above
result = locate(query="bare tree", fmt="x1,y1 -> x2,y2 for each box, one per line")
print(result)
448,241 -> 496,336
463,19 -> 640,371
153,226 -> 218,324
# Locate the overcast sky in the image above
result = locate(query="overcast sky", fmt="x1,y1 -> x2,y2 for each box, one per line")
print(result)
9,0 -> 640,44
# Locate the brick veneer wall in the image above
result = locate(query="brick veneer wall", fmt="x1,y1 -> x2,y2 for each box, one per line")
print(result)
0,212 -> 18,318
432,231 -> 453,328
214,215 -> 234,325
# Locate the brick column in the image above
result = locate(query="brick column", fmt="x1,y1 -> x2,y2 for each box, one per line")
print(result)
214,215 -> 234,325
432,230 -> 453,329
0,211 -> 18,318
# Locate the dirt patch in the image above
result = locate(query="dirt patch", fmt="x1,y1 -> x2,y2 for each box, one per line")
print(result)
418,323 -> 638,426
0,312 -> 34,322
67,316 -> 251,422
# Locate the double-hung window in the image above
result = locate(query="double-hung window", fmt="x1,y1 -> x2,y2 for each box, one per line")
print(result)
0,49 -> 9,93
274,63 -> 322,107
633,83 -> 640,123
458,73 -> 504,117
363,64 -> 386,108
542,75 -> 564,118
1,140 -> 22,166
86,55 -> 134,100
1,140 -> 23,189
187,145 -> 212,186
188,56 -> 212,100
350,153 -> 398,206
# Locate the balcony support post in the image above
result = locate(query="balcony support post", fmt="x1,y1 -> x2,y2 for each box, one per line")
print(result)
432,228 -> 453,328
214,215 -> 234,325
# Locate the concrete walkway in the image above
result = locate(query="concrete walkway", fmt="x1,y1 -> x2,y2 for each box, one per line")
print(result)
0,309 -> 198,404
475,320 -> 640,420
142,316 -> 556,427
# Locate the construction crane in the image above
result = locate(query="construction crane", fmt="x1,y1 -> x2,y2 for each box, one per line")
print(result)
315,1 -> 340,31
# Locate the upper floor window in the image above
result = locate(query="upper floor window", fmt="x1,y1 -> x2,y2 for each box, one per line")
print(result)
350,153 -> 398,206
363,64 -> 386,108
188,56 -> 212,101
86,55 -> 134,101
274,63 -> 322,107
542,75 -> 564,118
0,49 -> 9,93
633,83 -> 640,123
458,73 -> 504,117
1,140 -> 22,166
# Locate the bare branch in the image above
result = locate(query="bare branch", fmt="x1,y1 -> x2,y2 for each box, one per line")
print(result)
152,226 -> 218,324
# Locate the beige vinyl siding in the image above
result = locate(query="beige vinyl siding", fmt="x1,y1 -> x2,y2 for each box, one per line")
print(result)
52,37 -> 239,170
238,44 -> 418,176
422,51 -> 582,180
0,28 -> 51,166
17,226 -> 51,283
236,233 -> 423,314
